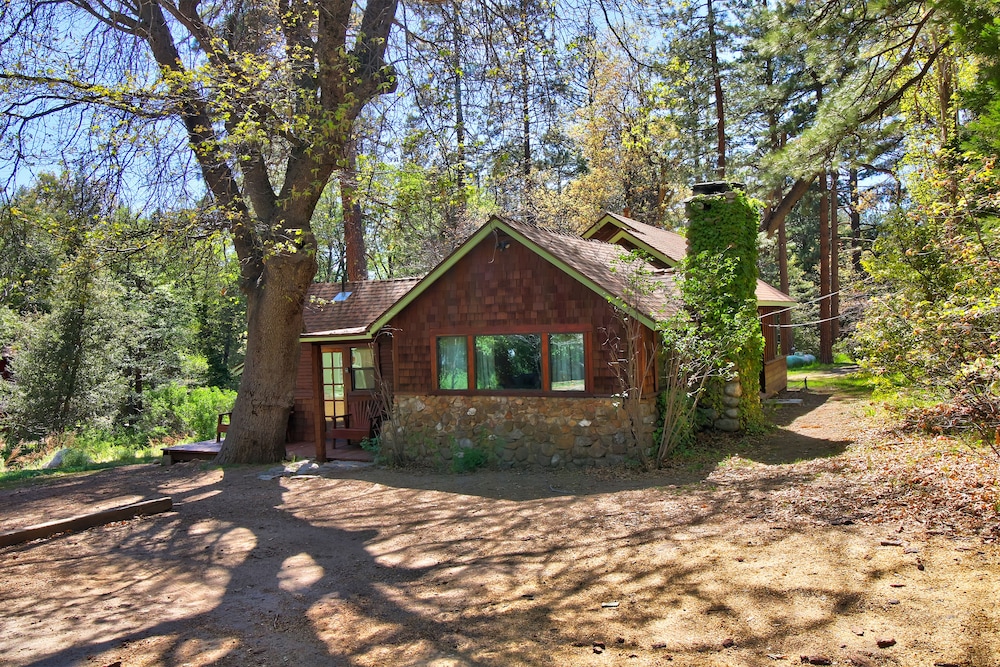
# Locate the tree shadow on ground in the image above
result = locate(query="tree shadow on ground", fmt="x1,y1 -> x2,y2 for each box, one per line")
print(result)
320,390 -> 854,503
2,447 -> 993,667
0,463 -> 896,667
3,468 -> 482,666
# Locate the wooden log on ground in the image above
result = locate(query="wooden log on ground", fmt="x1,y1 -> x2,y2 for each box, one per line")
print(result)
0,497 -> 173,548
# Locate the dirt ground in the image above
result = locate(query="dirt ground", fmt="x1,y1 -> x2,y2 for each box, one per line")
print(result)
2,389 -> 998,667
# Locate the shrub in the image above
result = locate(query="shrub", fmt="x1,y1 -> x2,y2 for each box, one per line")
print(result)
451,445 -> 490,473
138,383 -> 236,441
57,448 -> 92,469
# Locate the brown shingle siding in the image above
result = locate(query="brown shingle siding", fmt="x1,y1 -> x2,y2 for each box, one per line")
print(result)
389,234 -> 637,396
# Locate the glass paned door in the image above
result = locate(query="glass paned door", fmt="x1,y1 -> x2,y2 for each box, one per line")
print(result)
321,347 -> 348,425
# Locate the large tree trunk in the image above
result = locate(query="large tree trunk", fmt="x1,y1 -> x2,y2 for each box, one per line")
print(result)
707,0 -> 726,179
340,138 -> 368,282
818,168 -> 833,364
830,169 -> 840,342
217,244 -> 318,464
6,0 -> 395,464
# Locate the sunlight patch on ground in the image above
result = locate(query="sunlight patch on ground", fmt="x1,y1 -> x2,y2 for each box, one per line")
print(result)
278,552 -> 324,592
172,636 -> 239,665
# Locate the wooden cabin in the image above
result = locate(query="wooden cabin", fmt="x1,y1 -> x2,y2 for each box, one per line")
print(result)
293,214 -> 794,467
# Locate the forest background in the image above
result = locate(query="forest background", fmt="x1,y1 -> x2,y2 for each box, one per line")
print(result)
0,0 -> 997,467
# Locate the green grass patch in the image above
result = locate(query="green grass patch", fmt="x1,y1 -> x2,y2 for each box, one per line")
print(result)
1,426 -> 167,487
786,361 -> 855,374
786,365 -> 876,396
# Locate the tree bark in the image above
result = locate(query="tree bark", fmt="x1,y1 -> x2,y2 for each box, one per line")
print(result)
216,246 -> 317,463
818,168 -> 833,364
830,168 -> 840,342
706,0 -> 726,179
761,176 -> 816,234
340,137 -> 368,282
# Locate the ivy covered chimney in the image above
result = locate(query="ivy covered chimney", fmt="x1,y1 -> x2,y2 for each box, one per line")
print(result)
684,182 -> 766,432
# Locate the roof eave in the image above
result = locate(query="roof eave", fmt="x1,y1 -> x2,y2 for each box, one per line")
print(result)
299,331 -> 376,343
581,211 -> 630,239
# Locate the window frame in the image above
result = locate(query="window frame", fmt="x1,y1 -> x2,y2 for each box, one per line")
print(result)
430,326 -> 591,396
436,335 -> 470,390
349,346 -> 378,391
548,332 -> 587,392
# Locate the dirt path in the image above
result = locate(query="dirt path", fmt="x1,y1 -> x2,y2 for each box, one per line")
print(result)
1,390 -> 998,666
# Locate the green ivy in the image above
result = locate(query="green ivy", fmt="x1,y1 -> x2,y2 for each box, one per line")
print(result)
684,189 -> 767,431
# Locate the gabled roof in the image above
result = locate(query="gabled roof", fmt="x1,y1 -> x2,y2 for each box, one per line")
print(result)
302,278 -> 421,340
753,281 -> 797,307
369,216 -> 680,333
582,212 -> 688,266
582,211 -> 796,307
301,213 -> 794,343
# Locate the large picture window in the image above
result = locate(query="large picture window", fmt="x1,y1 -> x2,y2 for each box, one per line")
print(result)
475,334 -> 541,390
437,336 -> 469,389
435,332 -> 587,393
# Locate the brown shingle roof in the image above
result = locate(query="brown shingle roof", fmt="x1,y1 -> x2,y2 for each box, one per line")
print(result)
317,215 -> 793,340
302,278 -> 421,337
586,213 -> 795,307
600,212 -> 689,264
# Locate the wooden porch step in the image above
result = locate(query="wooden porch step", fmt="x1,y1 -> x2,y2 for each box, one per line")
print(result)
327,428 -> 371,443
161,440 -> 221,464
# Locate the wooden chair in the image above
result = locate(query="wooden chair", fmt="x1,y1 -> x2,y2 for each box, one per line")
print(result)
326,396 -> 379,446
216,412 -> 231,442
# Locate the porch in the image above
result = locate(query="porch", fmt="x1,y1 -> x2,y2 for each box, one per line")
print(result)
161,439 -> 373,465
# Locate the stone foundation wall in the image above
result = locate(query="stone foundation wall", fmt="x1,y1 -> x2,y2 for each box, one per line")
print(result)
697,378 -> 744,432
385,394 -> 657,468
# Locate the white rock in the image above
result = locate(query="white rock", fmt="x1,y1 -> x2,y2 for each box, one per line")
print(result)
43,448 -> 72,469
